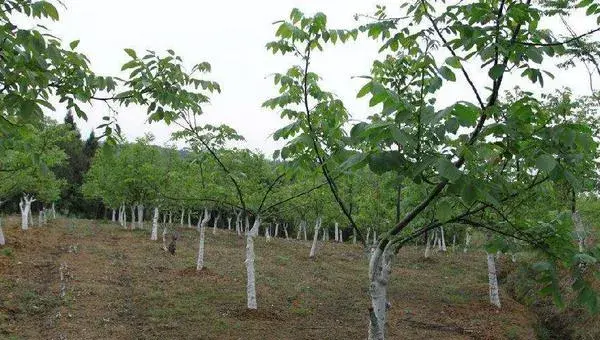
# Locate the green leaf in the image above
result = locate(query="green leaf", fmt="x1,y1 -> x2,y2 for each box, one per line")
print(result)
124,48 -> 137,59
438,66 -> 456,81
488,64 -> 506,80
437,157 -> 462,182
535,154 -> 557,172
69,40 -> 80,50
357,82 -> 372,98
445,56 -> 461,68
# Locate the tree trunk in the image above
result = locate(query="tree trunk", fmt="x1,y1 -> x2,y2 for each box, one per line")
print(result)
137,204 -> 144,229
227,217 -> 232,230
424,233 -> 432,258
162,224 -> 168,251
353,228 -> 357,244
309,217 -> 321,259
180,208 -> 185,226
246,215 -> 261,310
169,211 -> 172,225
464,230 -> 471,253
296,221 -> 301,240
339,228 -> 344,243
452,234 -> 456,250
274,223 -> 279,238
38,209 -> 43,227
111,209 -> 116,222
265,224 -> 271,242
334,222 -> 339,242
236,211 -> 242,237
368,245 -> 393,340
322,227 -> 327,241
572,211 -> 586,252
19,195 -> 35,231
150,207 -> 159,241
440,227 -> 447,252
487,252 -> 501,308
212,212 -> 221,235
197,209 -> 211,271
130,206 -> 136,229
284,223 -> 289,240
0,217 -> 5,246
188,210 -> 192,228
366,228 -> 371,245
51,203 -> 56,219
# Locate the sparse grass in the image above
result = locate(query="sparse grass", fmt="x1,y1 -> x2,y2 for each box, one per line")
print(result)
0,217 -> 538,339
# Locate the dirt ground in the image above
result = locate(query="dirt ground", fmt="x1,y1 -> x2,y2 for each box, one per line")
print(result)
0,217 -> 536,339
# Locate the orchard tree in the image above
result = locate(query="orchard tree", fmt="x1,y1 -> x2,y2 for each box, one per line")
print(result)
266,4 -> 600,339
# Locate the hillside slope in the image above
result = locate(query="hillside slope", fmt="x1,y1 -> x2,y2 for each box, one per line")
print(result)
0,218 -> 535,339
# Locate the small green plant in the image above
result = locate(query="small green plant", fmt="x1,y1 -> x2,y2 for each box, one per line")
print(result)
1,247 -> 13,258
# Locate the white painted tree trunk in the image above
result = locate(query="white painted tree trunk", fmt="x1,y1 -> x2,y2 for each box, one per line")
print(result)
368,245 -> 393,340
296,222 -> 301,240
130,206 -> 136,229
366,228 -> 371,245
111,209 -> 116,222
302,221 -> 307,241
28,208 -> 33,228
188,210 -> 192,228
339,229 -> 344,243
235,211 -> 242,237
334,222 -> 339,242
373,230 -> 377,245
452,234 -> 456,250
196,209 -> 211,271
137,204 -> 144,229
353,228 -> 357,244
212,213 -> 220,235
322,227 -> 327,241
0,217 -> 5,246
245,215 -> 261,310
424,233 -> 432,258
19,195 -> 35,230
227,217 -> 232,230
274,223 -> 279,238
572,211 -> 586,252
162,225 -> 168,251
180,208 -> 185,226
440,227 -> 447,252
265,224 -> 271,242
487,252 -> 501,308
150,207 -> 159,241
464,230 -> 471,253
309,218 -> 321,259
38,210 -> 43,227
51,203 -> 56,219
283,223 -> 289,240
168,211 -> 172,225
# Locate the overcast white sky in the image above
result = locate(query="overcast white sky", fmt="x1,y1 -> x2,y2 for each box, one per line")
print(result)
45,1 -> 598,156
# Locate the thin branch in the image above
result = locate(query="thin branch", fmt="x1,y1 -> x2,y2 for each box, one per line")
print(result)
516,27 -> 600,47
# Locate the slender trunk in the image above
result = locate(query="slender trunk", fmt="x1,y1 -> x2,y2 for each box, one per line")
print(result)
246,216 -> 261,310
373,230 -> 377,245
20,195 -> 35,231
296,221 -> 301,240
334,222 -> 339,242
487,252 -> 501,308
137,204 -> 144,229
228,217 -> 232,230
424,233 -> 432,258
440,227 -> 447,252
368,245 -> 393,340
572,211 -> 586,252
452,234 -> 456,250
38,210 -> 43,227
265,224 -> 271,242
162,224 -> 168,251
212,213 -> 221,235
309,217 -> 321,258
51,202 -> 56,219
366,228 -> 371,245
111,209 -> 116,222
274,223 -> 279,238
464,230 -> 471,253
284,223 -> 289,240
150,207 -> 159,241
0,217 -> 5,246
169,211 -> 172,225
339,228 -> 344,243
353,228 -> 357,245
123,205 -> 128,228
188,210 -> 191,228
322,227 -> 327,241
236,211 -> 242,237
303,221 -> 307,241
130,206 -> 136,229
180,208 -> 185,226
197,209 -> 211,271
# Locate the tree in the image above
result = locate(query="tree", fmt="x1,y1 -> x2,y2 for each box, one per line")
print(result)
266,4 -> 600,339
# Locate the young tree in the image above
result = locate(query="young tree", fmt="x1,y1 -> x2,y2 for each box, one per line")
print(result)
266,5 -> 600,339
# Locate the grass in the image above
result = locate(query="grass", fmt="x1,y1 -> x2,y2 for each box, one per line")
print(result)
0,216 -> 538,339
